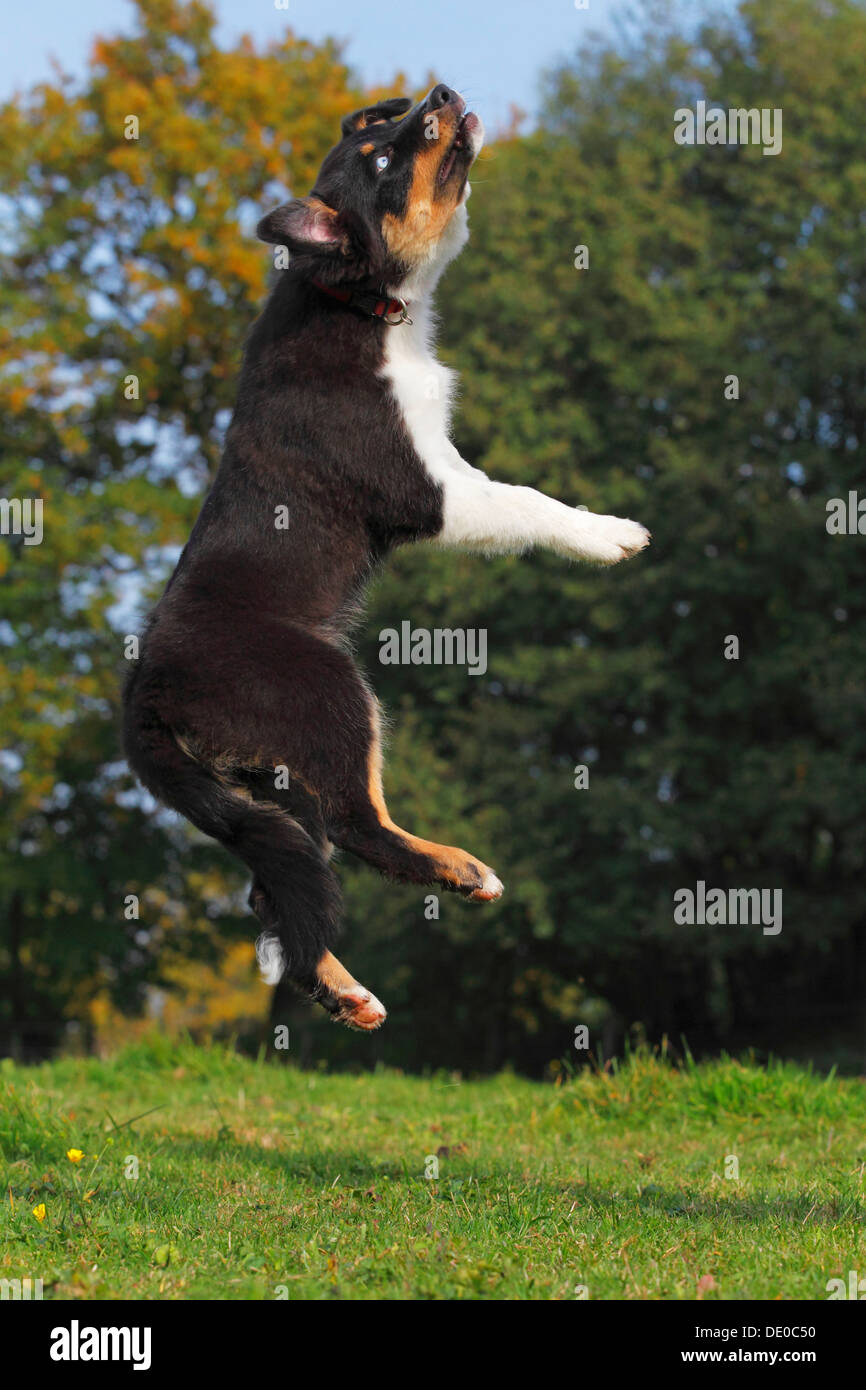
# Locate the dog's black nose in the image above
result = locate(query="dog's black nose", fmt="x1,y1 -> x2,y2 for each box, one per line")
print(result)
428,85 -> 454,111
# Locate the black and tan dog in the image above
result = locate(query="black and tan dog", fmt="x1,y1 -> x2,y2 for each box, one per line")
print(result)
123,85 -> 649,1031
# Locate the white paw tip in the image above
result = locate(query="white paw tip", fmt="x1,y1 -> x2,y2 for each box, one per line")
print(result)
589,518 -> 651,564
337,985 -> 387,1032
471,870 -> 504,901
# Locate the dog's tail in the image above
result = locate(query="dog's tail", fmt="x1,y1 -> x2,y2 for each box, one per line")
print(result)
123,713 -> 340,989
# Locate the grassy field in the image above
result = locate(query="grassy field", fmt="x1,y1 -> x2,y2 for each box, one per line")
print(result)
1,1039 -> 863,1300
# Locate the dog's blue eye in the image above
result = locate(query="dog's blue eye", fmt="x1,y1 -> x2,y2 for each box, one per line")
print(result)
374,153 -> 391,173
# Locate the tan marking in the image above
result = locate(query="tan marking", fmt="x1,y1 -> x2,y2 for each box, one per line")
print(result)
316,948 -> 361,997
315,949 -> 387,1031
381,113 -> 463,265
349,111 -> 389,133
174,729 -> 198,762
366,706 -> 493,891
360,141 -> 375,155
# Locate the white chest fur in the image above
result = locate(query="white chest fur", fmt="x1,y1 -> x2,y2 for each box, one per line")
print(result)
379,312 -> 460,485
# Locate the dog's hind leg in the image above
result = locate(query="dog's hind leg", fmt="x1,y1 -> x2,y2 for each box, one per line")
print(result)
249,878 -> 385,1031
325,699 -> 504,902
239,769 -> 386,1030
126,720 -> 385,1031
222,644 -> 502,901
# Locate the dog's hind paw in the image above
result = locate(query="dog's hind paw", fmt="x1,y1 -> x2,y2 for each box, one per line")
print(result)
313,949 -> 387,1031
468,869 -> 504,902
331,985 -> 387,1032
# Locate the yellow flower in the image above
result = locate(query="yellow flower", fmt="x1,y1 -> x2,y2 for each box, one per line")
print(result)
32,1203 -> 46,1223
66,1148 -> 84,1164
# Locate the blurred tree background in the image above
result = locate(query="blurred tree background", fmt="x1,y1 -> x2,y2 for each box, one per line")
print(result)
1,0 -> 864,1072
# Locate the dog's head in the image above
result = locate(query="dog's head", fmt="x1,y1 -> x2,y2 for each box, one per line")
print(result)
257,85 -> 484,292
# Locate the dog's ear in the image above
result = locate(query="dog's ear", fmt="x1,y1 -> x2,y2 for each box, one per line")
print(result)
256,197 -> 348,255
340,97 -> 411,138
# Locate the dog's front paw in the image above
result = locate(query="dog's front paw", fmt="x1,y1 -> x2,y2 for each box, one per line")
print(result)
560,512 -> 651,565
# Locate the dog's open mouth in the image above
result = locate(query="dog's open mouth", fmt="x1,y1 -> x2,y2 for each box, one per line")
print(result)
438,113 -> 479,185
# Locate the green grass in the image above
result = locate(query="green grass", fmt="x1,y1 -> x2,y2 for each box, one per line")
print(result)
1,1040 -> 864,1300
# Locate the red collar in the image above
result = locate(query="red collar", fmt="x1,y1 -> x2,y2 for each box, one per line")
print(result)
311,279 -> 413,326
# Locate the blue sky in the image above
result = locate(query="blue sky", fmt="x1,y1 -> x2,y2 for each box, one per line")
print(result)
1,0 -> 637,131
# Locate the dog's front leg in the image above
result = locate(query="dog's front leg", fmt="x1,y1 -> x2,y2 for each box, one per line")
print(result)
429,459 -> 650,564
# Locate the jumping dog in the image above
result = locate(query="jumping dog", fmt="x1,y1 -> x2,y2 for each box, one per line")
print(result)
123,85 -> 650,1031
